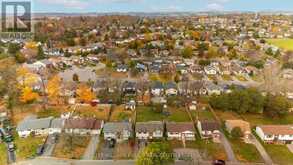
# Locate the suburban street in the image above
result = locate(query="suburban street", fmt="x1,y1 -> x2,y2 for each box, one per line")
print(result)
82,135 -> 100,160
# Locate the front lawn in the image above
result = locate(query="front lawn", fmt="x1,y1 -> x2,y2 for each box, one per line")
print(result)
230,139 -> 263,163
264,144 -> 293,165
169,140 -> 227,161
53,134 -> 90,159
14,136 -> 45,160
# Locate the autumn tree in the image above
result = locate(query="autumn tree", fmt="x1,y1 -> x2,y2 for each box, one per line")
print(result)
76,84 -> 95,103
47,75 -> 61,104
181,46 -> 193,58
20,86 -> 39,103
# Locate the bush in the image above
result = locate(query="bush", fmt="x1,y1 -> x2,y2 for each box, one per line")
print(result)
231,127 -> 244,139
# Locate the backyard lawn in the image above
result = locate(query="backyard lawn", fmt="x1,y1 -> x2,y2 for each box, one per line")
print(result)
53,134 -> 90,159
15,136 -> 45,160
0,143 -> 7,165
240,113 -> 293,127
109,105 -> 133,122
267,39 -> 293,51
136,106 -> 191,122
264,144 -> 293,165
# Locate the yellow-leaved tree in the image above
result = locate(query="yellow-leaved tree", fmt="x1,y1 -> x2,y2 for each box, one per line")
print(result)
17,66 -> 38,88
76,84 -> 95,103
20,86 -> 39,103
47,75 -> 61,104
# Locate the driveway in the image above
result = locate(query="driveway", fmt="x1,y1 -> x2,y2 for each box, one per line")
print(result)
249,134 -> 273,165
43,134 -> 57,157
97,140 -> 114,160
220,133 -> 238,163
82,135 -> 100,160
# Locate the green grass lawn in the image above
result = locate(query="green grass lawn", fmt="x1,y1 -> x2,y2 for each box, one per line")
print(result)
267,39 -> 293,51
264,144 -> 293,165
197,110 -> 215,121
240,113 -> 293,127
0,143 -> 7,165
230,139 -> 263,163
169,140 -> 227,160
136,106 -> 191,122
15,136 -> 45,160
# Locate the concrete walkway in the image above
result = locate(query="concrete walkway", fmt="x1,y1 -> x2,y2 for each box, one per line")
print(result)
220,133 -> 238,163
82,135 -> 100,160
250,135 -> 273,165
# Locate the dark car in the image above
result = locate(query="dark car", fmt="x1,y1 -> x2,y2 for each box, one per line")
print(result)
108,139 -> 116,148
213,160 -> 225,165
36,145 -> 46,156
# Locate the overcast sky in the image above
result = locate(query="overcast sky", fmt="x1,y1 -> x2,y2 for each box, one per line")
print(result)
30,0 -> 293,13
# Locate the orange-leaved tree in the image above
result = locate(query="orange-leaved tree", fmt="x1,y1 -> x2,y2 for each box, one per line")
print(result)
76,84 -> 95,103
47,75 -> 61,104
20,86 -> 39,103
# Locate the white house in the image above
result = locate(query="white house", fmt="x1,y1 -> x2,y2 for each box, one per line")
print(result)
16,117 -> 53,138
136,121 -> 164,140
103,122 -> 132,141
256,125 -> 293,144
204,66 -> 218,75
197,120 -> 220,139
166,122 -> 195,141
165,82 -> 178,96
64,118 -> 103,135
151,81 -> 164,96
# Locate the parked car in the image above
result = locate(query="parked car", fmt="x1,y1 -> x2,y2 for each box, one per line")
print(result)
213,160 -> 225,165
36,145 -> 45,156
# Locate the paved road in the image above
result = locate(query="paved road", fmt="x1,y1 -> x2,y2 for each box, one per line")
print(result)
220,133 -> 238,163
82,135 -> 100,160
250,134 -> 273,165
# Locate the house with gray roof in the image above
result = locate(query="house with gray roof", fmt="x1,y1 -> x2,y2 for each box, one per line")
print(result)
165,82 -> 178,96
136,121 -> 164,140
16,117 -> 53,138
103,122 -> 132,141
49,118 -> 65,135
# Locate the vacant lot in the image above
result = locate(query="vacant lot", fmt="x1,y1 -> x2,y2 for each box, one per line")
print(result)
109,105 -> 133,122
267,39 -> 293,51
264,144 -> 293,165
15,136 -> 45,160
136,106 -> 191,122
74,105 -> 111,120
53,134 -> 90,159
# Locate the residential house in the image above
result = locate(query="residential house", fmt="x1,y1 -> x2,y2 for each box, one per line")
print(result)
116,64 -> 128,73
204,66 -> 218,75
103,122 -> 132,141
17,117 -> 53,138
256,125 -> 293,144
206,83 -> 223,95
165,82 -> 178,96
49,118 -> 65,134
136,121 -> 164,140
122,81 -> 137,95
64,118 -> 103,135
151,81 -> 164,96
197,120 -> 220,139
125,100 -> 136,111
225,120 -> 251,139
166,122 -> 196,140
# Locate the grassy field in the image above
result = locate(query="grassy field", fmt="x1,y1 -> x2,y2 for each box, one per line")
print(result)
136,106 -> 191,122
230,139 -> 263,163
15,136 -> 45,160
53,134 -> 90,159
267,39 -> 293,51
0,143 -> 7,165
264,144 -> 293,165
74,105 -> 111,120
